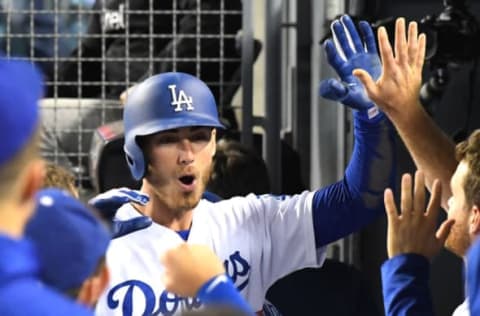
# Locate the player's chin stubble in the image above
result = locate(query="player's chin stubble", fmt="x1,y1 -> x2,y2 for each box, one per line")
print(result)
168,164 -> 213,213
445,225 -> 471,257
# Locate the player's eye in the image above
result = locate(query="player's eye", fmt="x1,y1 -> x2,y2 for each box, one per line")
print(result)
156,135 -> 179,144
189,131 -> 211,142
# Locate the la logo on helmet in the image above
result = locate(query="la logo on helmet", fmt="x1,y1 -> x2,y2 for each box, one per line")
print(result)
168,84 -> 194,112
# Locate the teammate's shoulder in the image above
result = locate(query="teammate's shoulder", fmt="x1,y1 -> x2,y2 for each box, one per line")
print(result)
0,279 -> 92,316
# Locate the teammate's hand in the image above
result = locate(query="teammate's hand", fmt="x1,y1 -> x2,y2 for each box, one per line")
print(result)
320,15 -> 381,112
353,18 -> 426,120
160,243 -> 225,297
384,171 -> 455,259
89,187 -> 151,238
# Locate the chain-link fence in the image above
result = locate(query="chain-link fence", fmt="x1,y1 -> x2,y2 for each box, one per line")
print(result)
0,0 -> 243,193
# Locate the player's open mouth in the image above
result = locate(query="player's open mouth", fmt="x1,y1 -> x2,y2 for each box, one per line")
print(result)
178,175 -> 196,191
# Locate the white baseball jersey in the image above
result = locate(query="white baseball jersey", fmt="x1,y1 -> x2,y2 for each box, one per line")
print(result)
452,299 -> 469,316
95,191 -> 326,316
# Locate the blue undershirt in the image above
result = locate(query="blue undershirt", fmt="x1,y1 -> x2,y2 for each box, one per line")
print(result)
176,229 -> 190,241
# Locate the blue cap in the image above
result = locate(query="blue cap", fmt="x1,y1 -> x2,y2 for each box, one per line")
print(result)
0,58 -> 43,166
25,189 -> 110,291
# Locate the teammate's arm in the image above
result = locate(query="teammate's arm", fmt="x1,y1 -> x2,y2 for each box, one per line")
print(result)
353,18 -> 456,210
381,254 -> 435,316
381,172 -> 453,316
196,276 -> 255,316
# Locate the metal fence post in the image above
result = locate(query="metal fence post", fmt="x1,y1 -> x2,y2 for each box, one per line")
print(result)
265,0 -> 283,193
241,0 -> 254,148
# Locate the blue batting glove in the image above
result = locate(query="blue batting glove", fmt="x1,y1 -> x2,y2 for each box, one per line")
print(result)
320,15 -> 381,113
89,187 -> 149,219
89,187 -> 151,238
112,216 -> 152,239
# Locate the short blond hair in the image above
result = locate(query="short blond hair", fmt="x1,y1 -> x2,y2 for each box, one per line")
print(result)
43,162 -> 77,196
456,129 -> 480,208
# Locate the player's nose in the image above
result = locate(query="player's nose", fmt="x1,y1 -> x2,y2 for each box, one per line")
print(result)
177,139 -> 194,165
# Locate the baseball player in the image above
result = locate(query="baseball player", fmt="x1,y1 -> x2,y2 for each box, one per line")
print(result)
95,15 -> 395,315
26,188 -> 112,307
352,17 -> 473,316
0,59 -> 91,315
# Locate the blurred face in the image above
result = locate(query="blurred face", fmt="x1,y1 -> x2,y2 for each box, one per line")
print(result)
445,161 -> 473,257
143,127 -> 216,214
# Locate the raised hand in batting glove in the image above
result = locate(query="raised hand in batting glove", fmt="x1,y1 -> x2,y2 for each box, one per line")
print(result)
320,15 -> 381,116
89,187 -> 152,238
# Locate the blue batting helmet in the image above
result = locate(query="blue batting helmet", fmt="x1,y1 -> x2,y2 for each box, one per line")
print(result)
124,72 -> 225,180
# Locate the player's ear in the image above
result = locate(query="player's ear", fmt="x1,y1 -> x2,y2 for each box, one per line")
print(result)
77,263 -> 110,307
470,205 -> 480,236
211,129 -> 217,157
12,158 -> 45,224
91,263 -> 110,305
20,159 -> 45,203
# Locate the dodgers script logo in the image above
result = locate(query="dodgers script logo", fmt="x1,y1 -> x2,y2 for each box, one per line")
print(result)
107,251 -> 250,316
224,251 -> 250,291
168,85 -> 194,112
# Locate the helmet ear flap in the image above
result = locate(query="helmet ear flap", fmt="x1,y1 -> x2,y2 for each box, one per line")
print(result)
124,143 -> 146,181
126,153 -> 134,166
125,152 -> 141,179
135,135 -> 150,178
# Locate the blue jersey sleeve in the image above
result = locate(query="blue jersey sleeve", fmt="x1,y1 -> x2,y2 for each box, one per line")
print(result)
467,239 -> 480,315
381,254 -> 434,316
197,275 -> 255,316
312,111 -> 395,246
